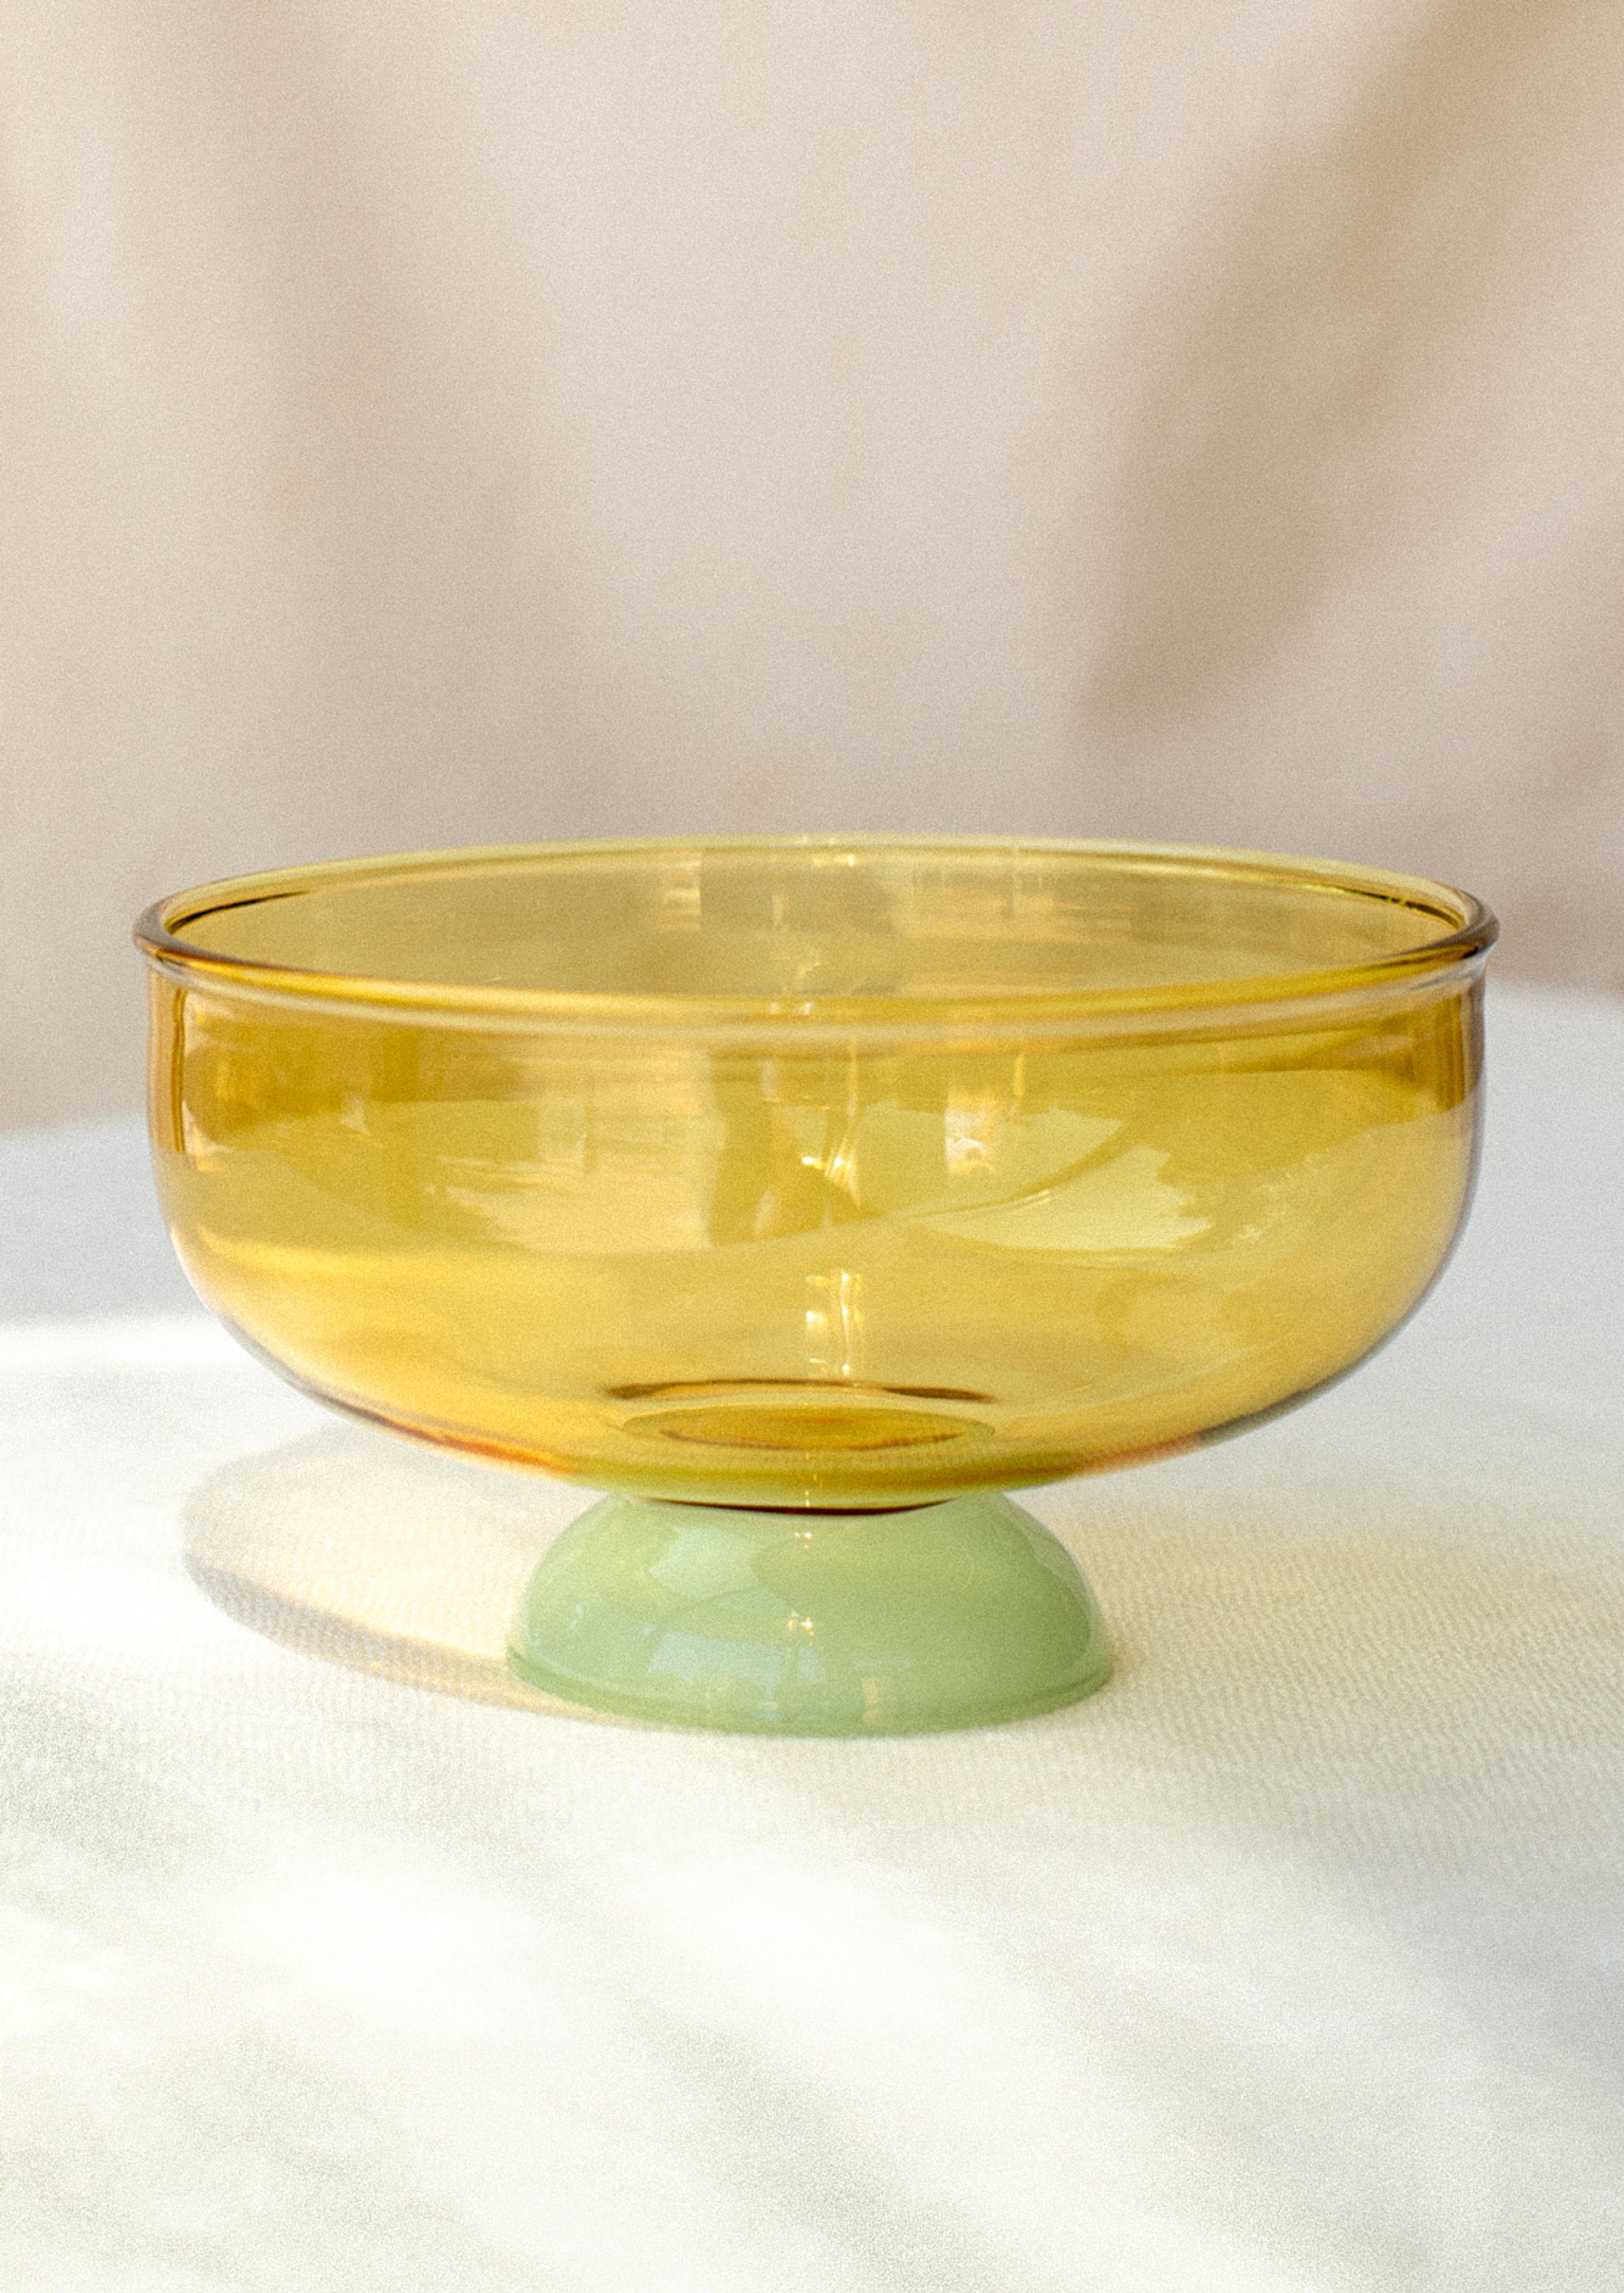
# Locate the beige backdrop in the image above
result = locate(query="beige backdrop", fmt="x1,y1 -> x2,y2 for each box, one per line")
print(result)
4,0 -> 1622,1130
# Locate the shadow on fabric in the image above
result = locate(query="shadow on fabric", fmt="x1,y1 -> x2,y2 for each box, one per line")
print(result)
183,1422 -> 1624,1780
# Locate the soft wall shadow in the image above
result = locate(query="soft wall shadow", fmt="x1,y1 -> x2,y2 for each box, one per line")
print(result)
1083,0 -> 1624,725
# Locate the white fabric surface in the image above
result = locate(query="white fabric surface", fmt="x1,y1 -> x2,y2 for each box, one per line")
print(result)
2,979 -> 1621,2290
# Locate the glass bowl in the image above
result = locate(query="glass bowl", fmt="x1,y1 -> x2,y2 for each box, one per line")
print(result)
136,837 -> 1495,1734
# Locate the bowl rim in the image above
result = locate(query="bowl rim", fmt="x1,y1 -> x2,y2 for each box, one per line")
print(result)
134,834 -> 1498,1033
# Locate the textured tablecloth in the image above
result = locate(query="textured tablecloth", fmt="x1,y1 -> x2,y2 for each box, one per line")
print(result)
3,980 -> 1621,2292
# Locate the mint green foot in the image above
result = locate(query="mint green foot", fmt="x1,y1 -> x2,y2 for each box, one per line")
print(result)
507,1491 -> 1111,1735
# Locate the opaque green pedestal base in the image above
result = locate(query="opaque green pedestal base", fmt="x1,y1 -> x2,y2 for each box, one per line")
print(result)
507,1491 -> 1112,1735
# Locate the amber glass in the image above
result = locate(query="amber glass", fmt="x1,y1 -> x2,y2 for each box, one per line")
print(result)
138,839 -> 1493,1730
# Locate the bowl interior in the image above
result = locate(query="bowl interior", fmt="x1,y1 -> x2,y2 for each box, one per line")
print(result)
164,841 -> 1479,1008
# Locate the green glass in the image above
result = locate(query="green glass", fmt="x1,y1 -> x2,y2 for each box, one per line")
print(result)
136,837 -> 1495,1735
507,1492 -> 1110,1733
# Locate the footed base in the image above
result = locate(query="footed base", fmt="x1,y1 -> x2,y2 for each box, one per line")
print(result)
507,1491 -> 1111,1735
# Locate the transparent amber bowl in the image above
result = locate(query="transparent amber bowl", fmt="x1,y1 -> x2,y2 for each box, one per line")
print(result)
138,838 -> 1495,1734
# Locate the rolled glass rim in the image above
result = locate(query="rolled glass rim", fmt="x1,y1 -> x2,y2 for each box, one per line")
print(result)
134,834 -> 1498,1040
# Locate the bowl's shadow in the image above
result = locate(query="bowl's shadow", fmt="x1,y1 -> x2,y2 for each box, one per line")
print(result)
184,1426 -> 594,1716
184,1423 -> 1624,1780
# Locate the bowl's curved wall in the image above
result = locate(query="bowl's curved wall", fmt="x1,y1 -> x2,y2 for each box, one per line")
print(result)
148,960 -> 1483,1508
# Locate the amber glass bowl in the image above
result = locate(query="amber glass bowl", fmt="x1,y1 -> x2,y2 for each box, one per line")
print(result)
138,839 -> 1495,1734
